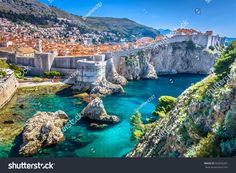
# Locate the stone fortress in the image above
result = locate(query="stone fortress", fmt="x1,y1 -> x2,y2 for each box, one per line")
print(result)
76,55 -> 106,83
0,33 -> 226,95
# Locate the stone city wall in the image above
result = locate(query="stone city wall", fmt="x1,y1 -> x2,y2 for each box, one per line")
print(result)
16,56 -> 35,67
0,34 -> 225,77
0,70 -> 19,109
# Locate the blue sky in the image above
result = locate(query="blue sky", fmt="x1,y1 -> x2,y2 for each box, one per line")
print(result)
39,0 -> 236,37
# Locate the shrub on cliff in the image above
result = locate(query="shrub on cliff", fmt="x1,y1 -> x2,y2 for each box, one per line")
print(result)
186,40 -> 196,50
214,41 -> 236,77
43,71 -> 64,78
0,69 -> 6,78
0,60 -> 9,69
223,110 -> 236,137
220,138 -> 236,156
9,64 -> 25,79
214,50 -> 236,76
226,41 -> 236,53
152,96 -> 177,117
185,133 -> 220,157
208,46 -> 215,51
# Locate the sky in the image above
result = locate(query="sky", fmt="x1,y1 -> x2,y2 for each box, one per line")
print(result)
38,0 -> 236,37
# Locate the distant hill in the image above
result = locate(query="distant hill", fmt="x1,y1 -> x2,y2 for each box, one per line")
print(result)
0,0 -> 160,41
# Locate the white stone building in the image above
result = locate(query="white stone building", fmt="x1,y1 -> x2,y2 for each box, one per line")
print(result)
76,55 -> 106,83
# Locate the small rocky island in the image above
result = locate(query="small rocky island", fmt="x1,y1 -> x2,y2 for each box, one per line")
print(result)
19,110 -> 68,156
80,97 -> 119,123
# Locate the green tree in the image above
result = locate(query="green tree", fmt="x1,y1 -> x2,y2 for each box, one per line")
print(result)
214,41 -> 236,77
43,71 -> 63,78
130,112 -> 145,141
214,49 -> 236,76
0,60 -> 9,69
208,46 -> 215,51
226,41 -> 236,53
153,96 -> 177,118
0,69 -> 6,78
186,40 -> 196,50
9,64 -> 25,79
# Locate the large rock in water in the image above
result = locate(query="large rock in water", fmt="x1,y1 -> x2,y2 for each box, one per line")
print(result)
19,111 -> 68,156
80,97 -> 119,123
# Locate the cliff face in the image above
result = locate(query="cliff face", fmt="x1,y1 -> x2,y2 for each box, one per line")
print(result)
105,58 -> 128,85
118,51 -> 157,80
118,41 -> 219,80
128,61 -> 236,158
74,41 -> 220,96
151,42 -> 219,74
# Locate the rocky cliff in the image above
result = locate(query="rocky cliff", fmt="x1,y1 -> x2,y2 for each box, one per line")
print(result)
151,41 -> 219,74
106,58 -> 128,85
74,41 -> 220,96
128,46 -> 236,157
118,41 -> 219,80
118,52 -> 157,80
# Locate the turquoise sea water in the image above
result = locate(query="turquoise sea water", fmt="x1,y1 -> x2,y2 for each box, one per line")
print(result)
0,74 -> 205,158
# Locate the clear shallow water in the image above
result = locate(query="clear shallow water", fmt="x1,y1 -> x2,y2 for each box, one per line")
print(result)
0,74 -> 205,158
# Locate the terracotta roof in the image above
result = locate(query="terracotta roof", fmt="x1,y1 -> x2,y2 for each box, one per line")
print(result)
175,28 -> 200,35
0,47 -> 15,53
17,47 -> 35,54
136,37 -> 154,43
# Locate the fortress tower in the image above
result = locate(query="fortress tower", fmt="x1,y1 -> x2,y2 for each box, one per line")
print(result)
35,39 -> 42,52
76,55 -> 106,83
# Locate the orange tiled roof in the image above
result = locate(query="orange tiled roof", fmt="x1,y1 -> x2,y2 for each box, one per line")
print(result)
175,28 -> 200,35
17,47 -> 35,54
0,46 -> 15,53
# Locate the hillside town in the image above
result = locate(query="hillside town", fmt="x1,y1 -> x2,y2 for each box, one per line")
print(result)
0,16 -> 226,57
